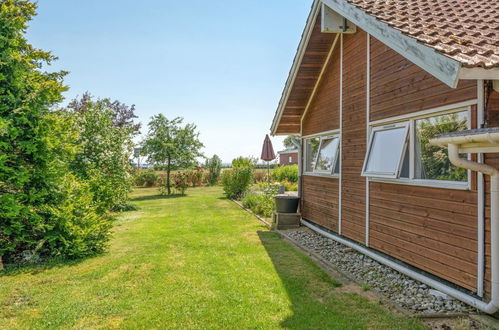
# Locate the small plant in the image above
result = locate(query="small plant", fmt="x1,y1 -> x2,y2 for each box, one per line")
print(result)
360,282 -> 371,292
173,172 -> 189,195
257,182 -> 280,196
206,155 -> 222,185
242,192 -> 275,218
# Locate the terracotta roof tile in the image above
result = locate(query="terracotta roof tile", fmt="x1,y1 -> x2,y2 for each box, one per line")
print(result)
347,0 -> 499,68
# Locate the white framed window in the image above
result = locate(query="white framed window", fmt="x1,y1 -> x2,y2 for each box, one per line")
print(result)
362,123 -> 409,178
288,156 -> 293,163
364,108 -> 471,189
304,133 -> 340,176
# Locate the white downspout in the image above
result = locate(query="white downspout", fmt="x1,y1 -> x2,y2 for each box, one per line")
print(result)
446,144 -> 499,313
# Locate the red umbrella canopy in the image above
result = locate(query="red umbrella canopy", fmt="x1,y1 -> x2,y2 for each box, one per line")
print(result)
261,134 -> 276,161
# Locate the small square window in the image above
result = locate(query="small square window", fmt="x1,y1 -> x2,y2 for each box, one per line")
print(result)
304,134 -> 340,175
315,136 -> 340,173
304,138 -> 320,172
363,124 -> 409,178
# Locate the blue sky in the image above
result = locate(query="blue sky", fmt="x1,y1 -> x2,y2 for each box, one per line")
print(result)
27,0 -> 311,163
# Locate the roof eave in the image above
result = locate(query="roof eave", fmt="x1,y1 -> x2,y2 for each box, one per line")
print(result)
270,0 -> 322,136
271,0 -> 475,136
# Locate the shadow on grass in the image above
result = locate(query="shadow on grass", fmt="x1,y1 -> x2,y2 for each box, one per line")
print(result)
256,230 -> 414,329
131,194 -> 185,202
257,230 -> 347,329
0,253 -> 103,277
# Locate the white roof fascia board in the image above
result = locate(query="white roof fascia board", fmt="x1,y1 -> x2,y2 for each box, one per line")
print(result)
321,0 -> 462,88
459,67 -> 499,80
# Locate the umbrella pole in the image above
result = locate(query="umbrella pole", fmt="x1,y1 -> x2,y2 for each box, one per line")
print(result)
267,161 -> 270,184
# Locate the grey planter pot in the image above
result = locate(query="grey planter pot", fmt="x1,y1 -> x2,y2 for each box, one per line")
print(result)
274,195 -> 300,213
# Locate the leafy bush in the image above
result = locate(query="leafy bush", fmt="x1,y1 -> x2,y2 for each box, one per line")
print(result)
221,167 -> 253,199
68,96 -> 135,213
0,1 -> 138,265
134,169 -> 159,187
205,155 -> 222,185
173,172 -> 189,195
272,165 -> 299,183
43,174 -> 113,259
242,193 -> 275,218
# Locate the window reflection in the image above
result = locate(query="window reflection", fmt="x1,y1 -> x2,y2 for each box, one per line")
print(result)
415,111 -> 468,182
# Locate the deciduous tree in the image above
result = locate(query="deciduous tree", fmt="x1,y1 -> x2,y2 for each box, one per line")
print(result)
66,96 -> 135,212
142,115 -> 203,195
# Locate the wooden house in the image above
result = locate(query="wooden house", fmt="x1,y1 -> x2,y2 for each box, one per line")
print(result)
270,0 -> 499,312
278,148 -> 299,166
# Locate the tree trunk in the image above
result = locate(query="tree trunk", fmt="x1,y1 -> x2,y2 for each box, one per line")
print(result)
166,158 -> 171,195
0,255 -> 4,271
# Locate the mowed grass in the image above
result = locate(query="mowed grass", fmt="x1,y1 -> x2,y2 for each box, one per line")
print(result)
0,187 -> 424,329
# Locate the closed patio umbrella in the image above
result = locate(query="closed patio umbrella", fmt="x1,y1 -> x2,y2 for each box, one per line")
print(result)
261,134 -> 276,183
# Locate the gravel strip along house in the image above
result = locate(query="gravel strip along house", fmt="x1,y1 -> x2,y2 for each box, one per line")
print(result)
270,0 -> 499,313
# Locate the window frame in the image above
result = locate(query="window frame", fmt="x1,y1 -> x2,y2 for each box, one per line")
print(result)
362,122 -> 410,179
302,131 -> 340,177
365,107 -> 472,190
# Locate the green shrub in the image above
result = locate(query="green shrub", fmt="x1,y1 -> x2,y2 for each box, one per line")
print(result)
272,165 -> 298,183
205,155 -> 222,185
221,167 -> 253,199
242,193 -> 275,218
43,174 -> 113,259
134,169 -> 159,187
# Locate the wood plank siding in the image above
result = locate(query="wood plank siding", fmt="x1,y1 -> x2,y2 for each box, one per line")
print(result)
367,36 -> 480,292
369,39 -> 477,122
299,26 -> 487,294
301,39 -> 341,136
340,32 -> 367,243
301,176 -> 339,232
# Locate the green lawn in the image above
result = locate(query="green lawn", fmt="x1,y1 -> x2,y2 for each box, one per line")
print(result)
0,187 -> 424,329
